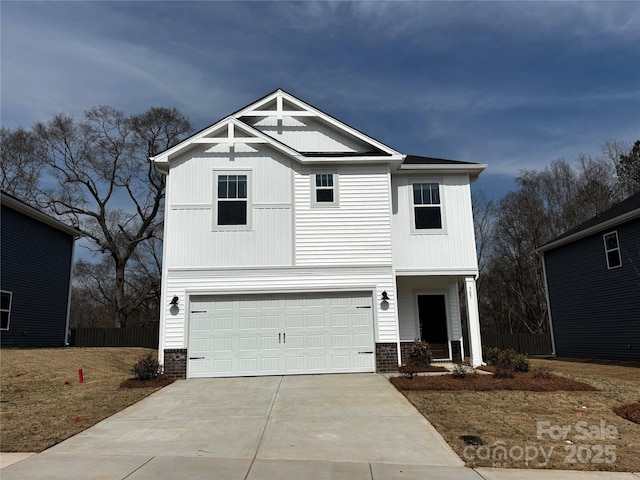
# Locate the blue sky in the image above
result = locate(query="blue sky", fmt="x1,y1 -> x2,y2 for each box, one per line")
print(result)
2,1 -> 639,199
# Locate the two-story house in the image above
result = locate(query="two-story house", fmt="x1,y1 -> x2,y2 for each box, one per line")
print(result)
151,90 -> 486,378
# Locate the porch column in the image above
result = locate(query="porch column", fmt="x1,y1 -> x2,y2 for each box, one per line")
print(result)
464,277 -> 483,366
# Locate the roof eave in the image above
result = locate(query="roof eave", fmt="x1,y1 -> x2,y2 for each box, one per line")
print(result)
1,193 -> 82,238
536,209 -> 640,254
397,163 -> 487,182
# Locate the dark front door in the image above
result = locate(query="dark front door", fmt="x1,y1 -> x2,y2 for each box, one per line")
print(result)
418,295 -> 450,359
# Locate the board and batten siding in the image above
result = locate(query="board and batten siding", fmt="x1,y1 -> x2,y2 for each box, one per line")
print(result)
295,165 -> 393,266
162,267 -> 397,351
544,218 -> 640,361
165,144 -> 294,268
245,115 -> 372,153
391,175 -> 479,272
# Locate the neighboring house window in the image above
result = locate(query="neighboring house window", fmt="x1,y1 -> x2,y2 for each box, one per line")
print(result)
603,231 -> 622,269
1,291 -> 11,330
312,173 -> 338,206
413,182 -> 442,229
217,174 -> 249,226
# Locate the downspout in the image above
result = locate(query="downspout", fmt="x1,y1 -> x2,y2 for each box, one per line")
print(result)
538,251 -> 557,357
64,236 -> 78,346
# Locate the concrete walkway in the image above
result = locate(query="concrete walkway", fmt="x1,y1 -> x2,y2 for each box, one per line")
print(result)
1,374 -> 638,479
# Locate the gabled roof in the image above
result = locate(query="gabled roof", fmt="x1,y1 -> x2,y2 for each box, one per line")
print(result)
537,192 -> 640,253
1,191 -> 81,238
151,89 -> 404,171
150,89 -> 487,180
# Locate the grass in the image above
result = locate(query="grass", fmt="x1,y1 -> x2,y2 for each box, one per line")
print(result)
395,358 -> 640,472
0,347 -> 170,452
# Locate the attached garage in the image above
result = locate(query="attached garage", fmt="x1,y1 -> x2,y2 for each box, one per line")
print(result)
187,291 -> 376,378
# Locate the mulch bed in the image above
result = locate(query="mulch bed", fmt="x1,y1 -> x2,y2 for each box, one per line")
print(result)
119,375 -> 175,389
613,402 -> 640,424
390,371 -> 598,392
398,364 -> 449,374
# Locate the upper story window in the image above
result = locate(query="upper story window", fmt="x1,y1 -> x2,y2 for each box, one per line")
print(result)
216,173 -> 250,227
603,231 -> 622,269
1,291 -> 12,330
413,182 -> 442,230
312,173 -> 338,206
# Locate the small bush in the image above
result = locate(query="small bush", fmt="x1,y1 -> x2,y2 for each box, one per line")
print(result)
408,339 -> 433,368
452,362 -> 476,379
532,364 -> 554,380
483,346 -> 502,366
512,353 -> 530,373
484,347 -> 530,375
132,353 -> 161,381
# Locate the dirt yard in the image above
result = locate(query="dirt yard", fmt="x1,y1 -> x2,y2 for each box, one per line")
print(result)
396,358 -> 640,472
0,348 -> 168,452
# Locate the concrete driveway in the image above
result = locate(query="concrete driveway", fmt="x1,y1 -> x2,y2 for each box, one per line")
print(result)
5,374 -> 637,480
2,373 -> 480,480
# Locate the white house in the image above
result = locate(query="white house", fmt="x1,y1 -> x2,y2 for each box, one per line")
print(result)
151,89 -> 486,378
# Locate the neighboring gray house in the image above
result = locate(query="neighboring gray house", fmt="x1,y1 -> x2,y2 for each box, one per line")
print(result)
537,192 -> 640,361
1,192 -> 79,347
151,89 -> 486,378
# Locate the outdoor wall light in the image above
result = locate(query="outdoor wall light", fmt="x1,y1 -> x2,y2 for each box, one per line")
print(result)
381,291 -> 390,301
169,296 -> 179,306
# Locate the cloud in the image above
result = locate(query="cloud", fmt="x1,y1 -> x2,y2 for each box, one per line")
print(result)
1,0 -> 638,195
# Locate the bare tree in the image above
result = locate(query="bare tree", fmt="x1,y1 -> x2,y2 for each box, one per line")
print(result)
477,154 -> 621,335
0,127 -> 46,204
616,140 -> 640,196
2,106 -> 192,327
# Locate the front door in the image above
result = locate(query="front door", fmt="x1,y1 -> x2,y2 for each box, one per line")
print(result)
417,294 -> 450,359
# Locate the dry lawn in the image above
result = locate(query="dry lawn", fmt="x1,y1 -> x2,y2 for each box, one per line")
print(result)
397,358 -> 640,472
1,347 -> 169,452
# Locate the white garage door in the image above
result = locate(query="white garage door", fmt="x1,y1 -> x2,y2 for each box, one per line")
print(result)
188,291 -> 375,377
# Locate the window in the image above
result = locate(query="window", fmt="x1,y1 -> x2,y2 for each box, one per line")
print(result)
217,174 -> 248,226
312,173 -> 338,206
1,291 -> 11,330
603,231 -> 622,269
413,182 -> 442,229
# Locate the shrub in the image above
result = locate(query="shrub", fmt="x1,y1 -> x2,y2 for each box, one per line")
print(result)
512,353 -> 530,373
532,364 -> 554,380
408,339 -> 433,368
483,346 -> 502,366
132,353 -> 161,381
484,347 -> 530,373
452,362 -> 476,379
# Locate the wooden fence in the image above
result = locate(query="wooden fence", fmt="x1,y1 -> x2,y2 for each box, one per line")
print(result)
482,333 -> 553,356
70,325 -> 159,349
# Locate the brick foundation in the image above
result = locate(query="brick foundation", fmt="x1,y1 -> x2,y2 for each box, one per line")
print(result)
375,343 -> 399,372
400,340 -> 462,363
399,341 -> 413,365
451,340 -> 463,362
163,348 -> 187,378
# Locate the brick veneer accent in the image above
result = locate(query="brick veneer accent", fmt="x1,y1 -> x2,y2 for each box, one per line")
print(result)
399,341 -> 413,365
163,348 -> 187,378
400,341 -> 462,363
375,343 -> 399,372
451,340 -> 463,362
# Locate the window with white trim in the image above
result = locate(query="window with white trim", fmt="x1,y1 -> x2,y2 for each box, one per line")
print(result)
312,173 -> 338,206
412,182 -> 442,229
1,291 -> 12,330
603,231 -> 622,269
216,173 -> 249,227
